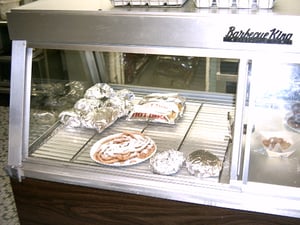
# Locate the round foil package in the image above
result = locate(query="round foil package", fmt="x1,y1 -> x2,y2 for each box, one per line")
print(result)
104,97 -> 133,118
150,149 -> 185,175
116,89 -> 135,101
186,150 -> 222,178
58,84 -> 135,133
59,109 -> 82,128
94,107 -> 119,131
84,83 -> 114,100
74,98 -> 102,115
58,81 -> 86,107
81,107 -> 119,133
65,81 -> 86,98
102,89 -> 135,118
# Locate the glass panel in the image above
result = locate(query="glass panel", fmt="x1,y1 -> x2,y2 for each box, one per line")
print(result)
122,54 -> 238,93
28,49 -> 241,184
28,50 -> 239,94
248,61 -> 300,187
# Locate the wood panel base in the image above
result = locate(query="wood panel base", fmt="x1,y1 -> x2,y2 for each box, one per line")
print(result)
11,178 -> 300,225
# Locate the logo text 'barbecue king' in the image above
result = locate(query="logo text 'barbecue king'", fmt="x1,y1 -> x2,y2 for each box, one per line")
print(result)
223,26 -> 293,45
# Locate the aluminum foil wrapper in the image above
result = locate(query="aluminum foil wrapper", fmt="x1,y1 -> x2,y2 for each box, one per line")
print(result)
66,81 -> 86,98
115,89 -> 135,101
84,83 -> 114,100
150,149 -> 185,175
59,107 -> 118,133
74,98 -> 103,115
186,150 -> 222,178
81,107 -> 119,133
57,81 -> 86,108
59,109 -> 82,128
104,97 -> 131,118
101,89 -> 135,118
59,83 -> 135,132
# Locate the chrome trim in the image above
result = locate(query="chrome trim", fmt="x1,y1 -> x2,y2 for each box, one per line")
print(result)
230,58 -> 249,181
8,41 -> 26,164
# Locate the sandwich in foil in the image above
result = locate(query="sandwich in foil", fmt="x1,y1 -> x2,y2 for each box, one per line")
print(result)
186,150 -> 222,178
59,83 -> 134,133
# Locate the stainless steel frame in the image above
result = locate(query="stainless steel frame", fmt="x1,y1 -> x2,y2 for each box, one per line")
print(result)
6,0 -> 300,218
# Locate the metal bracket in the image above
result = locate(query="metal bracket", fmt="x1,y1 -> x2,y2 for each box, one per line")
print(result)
4,165 -> 24,182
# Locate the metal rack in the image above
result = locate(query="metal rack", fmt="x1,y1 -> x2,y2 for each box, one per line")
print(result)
29,102 -> 233,183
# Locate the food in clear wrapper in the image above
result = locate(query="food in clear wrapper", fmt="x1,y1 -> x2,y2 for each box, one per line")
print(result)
262,137 -> 291,151
127,93 -> 185,124
59,83 -> 135,133
261,133 -> 295,158
186,150 -> 222,178
90,131 -> 157,166
150,149 -> 185,175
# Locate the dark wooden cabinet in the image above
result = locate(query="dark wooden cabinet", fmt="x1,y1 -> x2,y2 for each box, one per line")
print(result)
11,178 -> 300,225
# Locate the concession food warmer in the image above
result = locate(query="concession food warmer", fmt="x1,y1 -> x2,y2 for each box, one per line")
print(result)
5,0 -> 300,224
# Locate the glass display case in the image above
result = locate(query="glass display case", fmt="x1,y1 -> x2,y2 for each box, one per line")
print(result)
246,59 -> 300,186
5,0 -> 300,220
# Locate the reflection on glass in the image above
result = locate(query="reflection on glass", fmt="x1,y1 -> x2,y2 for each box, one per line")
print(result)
248,62 -> 300,187
28,50 -> 239,147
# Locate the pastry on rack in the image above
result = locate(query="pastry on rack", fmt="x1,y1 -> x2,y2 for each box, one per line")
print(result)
90,131 -> 157,166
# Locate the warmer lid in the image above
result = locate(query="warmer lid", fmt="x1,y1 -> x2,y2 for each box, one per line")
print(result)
6,0 -> 300,54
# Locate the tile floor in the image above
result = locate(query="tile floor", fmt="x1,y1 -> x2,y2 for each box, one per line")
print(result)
0,106 -> 20,225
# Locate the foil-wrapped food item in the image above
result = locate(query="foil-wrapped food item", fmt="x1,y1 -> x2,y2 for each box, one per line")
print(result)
150,149 -> 185,175
59,83 -> 135,133
57,81 -> 86,108
84,83 -> 114,100
104,89 -> 135,118
74,98 -> 103,115
81,107 -> 119,133
186,150 -> 222,178
127,93 -> 186,124
59,109 -> 82,128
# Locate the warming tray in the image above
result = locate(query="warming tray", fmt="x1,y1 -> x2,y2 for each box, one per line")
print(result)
28,101 -> 233,183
